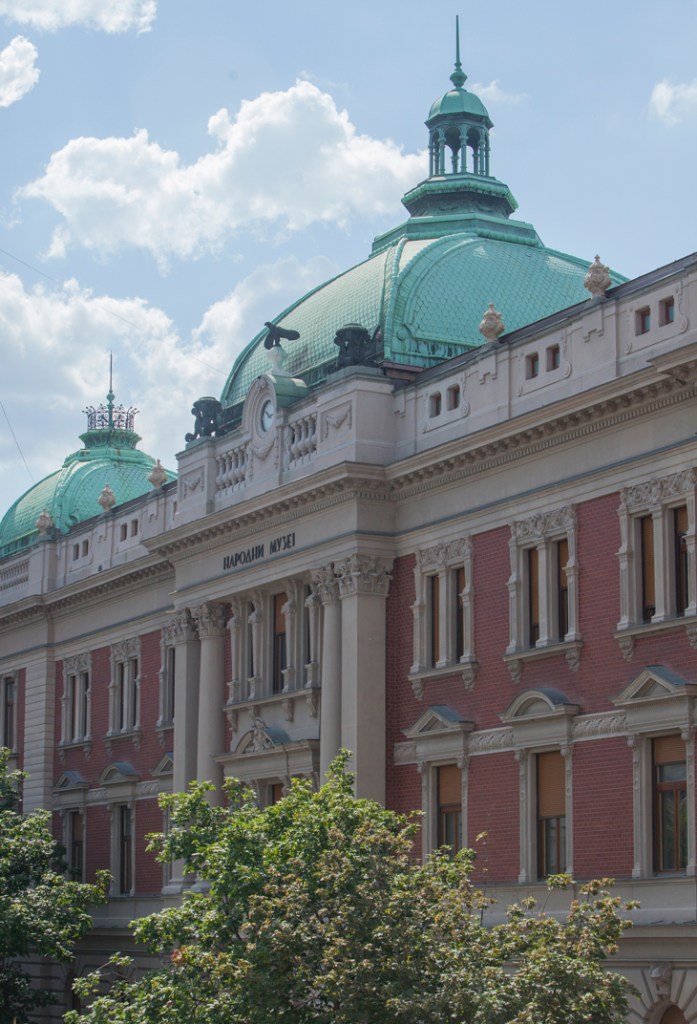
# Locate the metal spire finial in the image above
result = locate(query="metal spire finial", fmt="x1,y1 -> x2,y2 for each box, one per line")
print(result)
107,352 -> 115,428
450,15 -> 467,88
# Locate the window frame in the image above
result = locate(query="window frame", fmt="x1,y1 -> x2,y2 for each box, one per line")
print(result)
108,638 -> 141,740
617,469 -> 696,633
60,653 -> 92,752
1,673 -> 18,752
506,506 -> 580,675
410,536 -> 477,696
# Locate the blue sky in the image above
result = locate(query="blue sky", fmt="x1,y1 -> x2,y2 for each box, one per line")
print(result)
1,0 -> 697,514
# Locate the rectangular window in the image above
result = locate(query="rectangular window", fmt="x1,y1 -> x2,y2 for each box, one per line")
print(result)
537,751 -> 566,878
455,565 -> 465,661
659,296 -> 675,326
2,677 -> 16,750
446,385 -> 460,411
165,647 -> 176,722
81,540 -> 89,557
272,594 -> 287,694
69,672 -> 90,742
68,809 -> 84,881
556,537 -> 569,640
653,736 -> 687,873
429,393 -> 442,417
437,764 -> 462,855
118,804 -> 133,895
675,506 -> 689,617
636,307 -> 651,334
640,515 -> 655,623
72,543 -> 80,561
270,782 -> 285,805
119,523 -> 128,541
526,353 -> 539,379
130,519 -> 139,537
546,344 -> 561,371
116,658 -> 138,732
527,547 -> 540,646
430,575 -> 441,665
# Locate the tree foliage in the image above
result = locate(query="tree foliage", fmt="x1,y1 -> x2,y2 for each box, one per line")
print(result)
0,748 -> 107,1021
69,754 -> 635,1023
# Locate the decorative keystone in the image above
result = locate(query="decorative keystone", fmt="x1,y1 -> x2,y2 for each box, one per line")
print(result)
584,255 -> 611,298
97,483 -> 116,512
479,303 -> 505,343
148,459 -> 167,489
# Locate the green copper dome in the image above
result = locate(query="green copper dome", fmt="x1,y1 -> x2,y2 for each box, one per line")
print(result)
218,31 -> 627,414
0,398 -> 175,559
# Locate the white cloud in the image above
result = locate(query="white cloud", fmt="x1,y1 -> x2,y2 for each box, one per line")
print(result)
0,0 -> 155,33
18,80 -> 426,269
468,80 -> 527,105
0,35 -> 39,107
649,78 -> 697,125
0,254 -> 338,505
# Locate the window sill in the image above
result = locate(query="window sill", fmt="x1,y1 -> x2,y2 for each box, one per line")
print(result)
105,728 -> 142,752
224,685 -> 321,729
614,616 -> 697,660
408,659 -> 479,699
503,640 -> 583,683
58,738 -> 92,762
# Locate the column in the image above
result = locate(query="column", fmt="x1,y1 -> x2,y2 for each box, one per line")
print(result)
192,603 -> 227,801
335,555 -> 392,802
161,608 -> 200,897
313,565 -> 342,782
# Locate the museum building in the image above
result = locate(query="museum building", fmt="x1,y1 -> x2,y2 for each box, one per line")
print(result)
1,44 -> 697,1021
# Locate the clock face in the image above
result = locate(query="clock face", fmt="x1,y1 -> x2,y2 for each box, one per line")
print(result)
260,399 -> 275,432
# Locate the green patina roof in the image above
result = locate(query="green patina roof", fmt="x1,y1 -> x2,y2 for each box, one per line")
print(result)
0,406 -> 175,560
219,44 -> 627,413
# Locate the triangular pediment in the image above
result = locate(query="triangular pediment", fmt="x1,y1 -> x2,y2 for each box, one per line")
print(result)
404,705 -> 473,739
152,753 -> 174,777
54,770 -> 87,791
613,666 -> 697,707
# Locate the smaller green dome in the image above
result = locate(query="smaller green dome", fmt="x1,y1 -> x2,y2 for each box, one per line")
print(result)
428,87 -> 490,122
0,398 -> 175,560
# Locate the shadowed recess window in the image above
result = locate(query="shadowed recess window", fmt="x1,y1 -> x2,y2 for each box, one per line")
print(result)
556,537 -> 569,640
437,764 -> 462,855
455,566 -> 465,661
653,735 -> 687,873
527,548 -> 540,645
118,804 -> 133,894
68,810 -> 84,881
430,575 -> 441,665
674,506 -> 688,617
3,677 -> 15,750
272,594 -> 287,694
537,751 -> 566,878
640,514 -> 655,623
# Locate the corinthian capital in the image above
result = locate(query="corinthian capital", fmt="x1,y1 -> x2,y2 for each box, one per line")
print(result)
191,602 -> 227,638
311,564 -> 340,604
163,608 -> 197,645
334,554 -> 392,597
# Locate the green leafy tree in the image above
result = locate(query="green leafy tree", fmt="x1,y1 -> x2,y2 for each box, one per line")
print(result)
0,749 -> 107,1021
69,754 -> 635,1023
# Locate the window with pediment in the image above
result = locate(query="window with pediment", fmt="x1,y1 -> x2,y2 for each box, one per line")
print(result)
403,705 -> 473,858
1,673 -> 18,752
410,537 -> 477,697
501,688 -> 578,883
100,762 -> 139,896
612,666 -> 697,878
617,470 -> 696,644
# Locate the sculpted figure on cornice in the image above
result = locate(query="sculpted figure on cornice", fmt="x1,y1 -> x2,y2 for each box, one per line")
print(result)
416,536 -> 471,571
191,602 -> 227,638
511,505 -> 577,543
250,716 -> 275,752
619,468 -> 696,511
334,554 -> 393,597
162,608 -> 198,645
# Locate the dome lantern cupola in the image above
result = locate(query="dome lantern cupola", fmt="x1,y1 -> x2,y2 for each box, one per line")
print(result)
426,16 -> 492,178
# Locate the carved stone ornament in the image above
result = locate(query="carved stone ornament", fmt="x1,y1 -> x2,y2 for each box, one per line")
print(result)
511,505 -> 576,543
111,636 -> 140,662
648,964 -> 673,999
479,303 -> 505,343
191,603 -> 227,638
417,536 -> 471,572
686,624 -> 697,650
98,483 -> 116,512
35,509 -> 54,534
584,255 -> 612,298
618,635 -> 635,661
250,716 -> 275,752
335,555 -> 392,597
311,564 -> 340,603
63,651 -> 92,677
619,468 -> 696,512
507,658 -> 523,684
162,608 -> 197,645
148,459 -> 167,489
